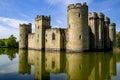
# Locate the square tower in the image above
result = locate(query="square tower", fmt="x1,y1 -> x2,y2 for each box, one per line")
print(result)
35,15 -> 51,50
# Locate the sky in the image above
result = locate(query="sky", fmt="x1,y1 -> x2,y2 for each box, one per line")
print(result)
0,0 -> 120,40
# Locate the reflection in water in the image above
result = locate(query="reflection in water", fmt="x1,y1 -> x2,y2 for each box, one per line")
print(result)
45,51 -> 66,73
19,50 -> 31,74
0,48 -> 18,60
18,49 -> 117,80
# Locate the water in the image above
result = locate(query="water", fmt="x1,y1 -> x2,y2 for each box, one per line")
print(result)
0,48 -> 120,80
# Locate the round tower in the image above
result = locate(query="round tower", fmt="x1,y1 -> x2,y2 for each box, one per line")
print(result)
98,13 -> 105,49
67,2 -> 89,52
19,23 -> 32,49
104,17 -> 110,49
88,12 -> 99,50
109,23 -> 116,48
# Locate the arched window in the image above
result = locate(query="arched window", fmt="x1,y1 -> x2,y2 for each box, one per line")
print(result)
52,33 -> 55,40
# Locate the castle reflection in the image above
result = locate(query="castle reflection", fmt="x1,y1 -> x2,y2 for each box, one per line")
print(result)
18,49 -> 116,80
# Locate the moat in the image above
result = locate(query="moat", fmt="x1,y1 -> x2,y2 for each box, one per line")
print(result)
0,48 -> 119,80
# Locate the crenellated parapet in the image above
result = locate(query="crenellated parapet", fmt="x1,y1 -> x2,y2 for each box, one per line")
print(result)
20,23 -> 32,27
109,23 -> 116,27
89,12 -> 98,20
67,2 -> 88,11
104,17 -> 110,24
35,15 -> 50,21
98,13 -> 105,20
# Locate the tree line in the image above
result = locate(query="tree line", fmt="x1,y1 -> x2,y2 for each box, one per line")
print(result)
116,32 -> 120,48
0,35 -> 18,48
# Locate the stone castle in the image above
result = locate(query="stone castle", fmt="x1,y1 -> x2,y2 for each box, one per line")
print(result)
19,2 -> 116,52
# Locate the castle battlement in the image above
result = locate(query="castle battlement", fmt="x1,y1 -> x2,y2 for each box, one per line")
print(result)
89,12 -> 98,19
35,15 -> 50,21
104,17 -> 110,23
67,2 -> 87,11
98,13 -> 105,19
109,23 -> 116,27
19,23 -> 32,27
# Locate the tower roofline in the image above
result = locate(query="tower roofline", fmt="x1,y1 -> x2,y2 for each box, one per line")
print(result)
19,23 -> 32,27
98,12 -> 105,19
67,2 -> 88,11
89,12 -> 98,19
104,17 -> 110,23
35,15 -> 50,21
109,23 -> 116,26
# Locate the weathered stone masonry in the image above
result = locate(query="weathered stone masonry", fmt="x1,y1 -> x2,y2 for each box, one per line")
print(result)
19,2 -> 116,52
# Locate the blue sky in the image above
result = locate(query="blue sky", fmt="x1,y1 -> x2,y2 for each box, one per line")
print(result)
0,0 -> 120,40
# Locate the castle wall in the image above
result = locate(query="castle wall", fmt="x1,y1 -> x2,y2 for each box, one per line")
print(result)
35,15 -> 51,50
19,2 -> 116,51
67,3 -> 89,52
109,23 -> 116,48
88,12 -> 99,50
98,13 -> 105,49
19,23 -> 32,49
45,28 -> 66,51
28,33 -> 35,49
104,17 -> 110,49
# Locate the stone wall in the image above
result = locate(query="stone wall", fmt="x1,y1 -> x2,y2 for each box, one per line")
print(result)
28,33 -> 35,49
45,28 -> 66,51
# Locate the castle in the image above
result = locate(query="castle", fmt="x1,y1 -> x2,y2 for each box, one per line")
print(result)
19,2 -> 116,52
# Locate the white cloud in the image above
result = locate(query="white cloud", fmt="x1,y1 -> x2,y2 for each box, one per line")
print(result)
0,17 -> 29,29
0,17 -> 33,40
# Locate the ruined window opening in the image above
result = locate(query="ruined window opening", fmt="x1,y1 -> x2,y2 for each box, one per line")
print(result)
79,35 -> 81,40
52,61 -> 55,69
52,33 -> 55,40
69,25 -> 70,29
79,13 -> 80,17
38,26 -> 39,29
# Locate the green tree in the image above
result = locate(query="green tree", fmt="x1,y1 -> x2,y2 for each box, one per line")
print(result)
116,32 -> 120,47
0,39 -> 5,47
4,35 -> 18,48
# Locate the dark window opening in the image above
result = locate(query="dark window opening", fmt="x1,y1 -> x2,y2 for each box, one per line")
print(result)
79,13 -> 80,17
46,39 -> 47,42
69,25 -> 70,29
52,33 -> 55,40
52,61 -> 55,69
38,26 -> 39,29
79,35 -> 81,40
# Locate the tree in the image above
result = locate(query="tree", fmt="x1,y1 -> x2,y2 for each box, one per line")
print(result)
116,32 -> 120,47
0,39 -> 5,47
2,35 -> 18,48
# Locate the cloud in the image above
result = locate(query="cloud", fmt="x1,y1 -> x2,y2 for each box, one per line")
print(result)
0,17 -> 33,40
0,17 -> 29,29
